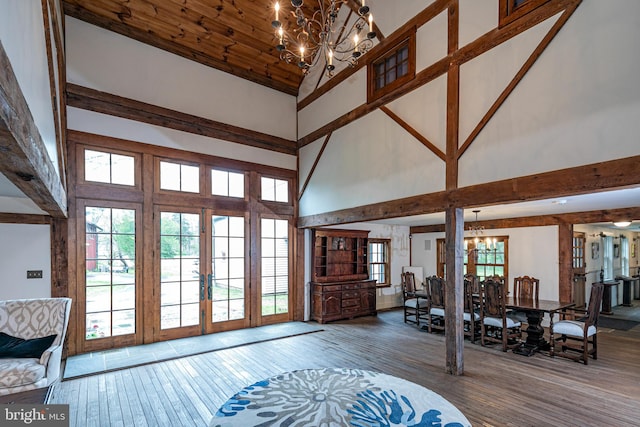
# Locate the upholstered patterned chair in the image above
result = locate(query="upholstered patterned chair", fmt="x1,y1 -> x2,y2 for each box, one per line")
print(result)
0,298 -> 72,396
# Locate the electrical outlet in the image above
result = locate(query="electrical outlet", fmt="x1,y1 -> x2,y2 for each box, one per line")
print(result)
27,270 -> 43,279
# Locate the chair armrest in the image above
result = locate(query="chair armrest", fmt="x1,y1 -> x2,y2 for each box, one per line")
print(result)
557,307 -> 589,321
39,344 -> 61,366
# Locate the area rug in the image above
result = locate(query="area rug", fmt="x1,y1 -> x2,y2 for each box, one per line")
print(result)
598,316 -> 640,331
64,322 -> 323,379
211,367 -> 470,427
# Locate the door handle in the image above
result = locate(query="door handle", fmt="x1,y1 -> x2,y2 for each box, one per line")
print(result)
207,274 -> 213,300
200,274 -> 205,301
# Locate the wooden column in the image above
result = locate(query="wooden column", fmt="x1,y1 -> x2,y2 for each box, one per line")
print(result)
445,206 -> 464,375
558,222 -> 573,302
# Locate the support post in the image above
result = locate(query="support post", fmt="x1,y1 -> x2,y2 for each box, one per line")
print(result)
445,206 -> 464,375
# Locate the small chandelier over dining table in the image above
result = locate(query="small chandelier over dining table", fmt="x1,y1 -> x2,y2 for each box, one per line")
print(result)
271,0 -> 376,76
466,210 -> 497,262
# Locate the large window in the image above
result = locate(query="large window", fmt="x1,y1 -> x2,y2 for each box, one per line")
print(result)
85,206 -> 136,340
369,239 -> 390,285
437,237 -> 509,283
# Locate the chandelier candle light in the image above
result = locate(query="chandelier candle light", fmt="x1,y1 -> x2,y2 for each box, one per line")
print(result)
272,0 -> 376,76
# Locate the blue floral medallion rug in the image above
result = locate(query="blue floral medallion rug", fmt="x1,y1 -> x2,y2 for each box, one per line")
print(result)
211,367 -> 471,426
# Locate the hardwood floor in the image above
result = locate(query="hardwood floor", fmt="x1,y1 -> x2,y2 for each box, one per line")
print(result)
51,309 -> 640,426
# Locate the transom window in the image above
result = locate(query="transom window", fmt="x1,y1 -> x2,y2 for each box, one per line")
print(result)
160,161 -> 199,193
84,149 -> 135,186
261,177 -> 289,203
499,0 -> 550,26
369,239 -> 390,285
368,30 -> 415,102
212,169 -> 244,198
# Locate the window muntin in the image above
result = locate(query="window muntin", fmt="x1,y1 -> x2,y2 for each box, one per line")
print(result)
261,177 -> 289,203
85,149 -> 135,186
211,169 -> 244,198
369,239 -> 390,285
374,44 -> 409,91
211,215 -> 245,322
160,161 -> 199,193
85,206 -> 136,339
261,218 -> 289,316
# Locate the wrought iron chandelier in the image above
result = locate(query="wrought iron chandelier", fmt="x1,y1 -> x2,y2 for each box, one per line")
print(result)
271,0 -> 376,76
466,210 -> 497,262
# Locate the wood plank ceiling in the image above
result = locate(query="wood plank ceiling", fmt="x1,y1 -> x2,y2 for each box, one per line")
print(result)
62,0 -> 339,96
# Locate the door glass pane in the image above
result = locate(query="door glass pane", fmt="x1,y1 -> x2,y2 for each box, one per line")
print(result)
85,206 -> 136,340
160,212 -> 200,329
261,218 -> 289,316
211,215 -> 245,323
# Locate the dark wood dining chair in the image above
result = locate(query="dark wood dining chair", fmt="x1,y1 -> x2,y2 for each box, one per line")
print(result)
426,275 -> 445,334
463,276 -> 480,343
480,277 -> 522,351
464,273 -> 480,295
401,272 -> 428,326
510,276 -> 540,323
550,282 -> 604,364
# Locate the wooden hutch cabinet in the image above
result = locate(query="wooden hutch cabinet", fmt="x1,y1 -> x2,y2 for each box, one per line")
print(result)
311,228 -> 377,323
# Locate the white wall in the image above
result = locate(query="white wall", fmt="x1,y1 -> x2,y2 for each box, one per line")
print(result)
66,17 -> 297,142
298,0 -> 640,218
0,224 -> 51,299
411,226 -> 560,299
0,0 -> 58,177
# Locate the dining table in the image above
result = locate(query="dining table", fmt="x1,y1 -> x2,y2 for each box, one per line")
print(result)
506,297 -> 575,356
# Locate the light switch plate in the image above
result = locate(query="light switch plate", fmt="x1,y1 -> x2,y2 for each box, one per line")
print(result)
27,270 -> 43,279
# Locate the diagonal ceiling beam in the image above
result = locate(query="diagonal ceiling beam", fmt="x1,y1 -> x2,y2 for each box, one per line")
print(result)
0,41 -> 67,218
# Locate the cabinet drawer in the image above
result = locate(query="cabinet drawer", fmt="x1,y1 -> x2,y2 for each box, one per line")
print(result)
342,306 -> 361,315
318,285 -> 342,292
342,298 -> 359,308
342,283 -> 360,290
342,291 -> 358,299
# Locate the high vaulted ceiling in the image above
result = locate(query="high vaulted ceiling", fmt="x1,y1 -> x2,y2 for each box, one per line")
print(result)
62,0 -> 352,96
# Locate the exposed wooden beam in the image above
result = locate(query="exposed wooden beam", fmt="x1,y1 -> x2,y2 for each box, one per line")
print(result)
457,0 -> 582,159
297,0 -> 580,148
0,41 -> 67,218
298,132 -> 332,201
379,106 -> 445,161
444,206 -> 464,375
298,155 -> 640,228
66,84 -> 297,155
409,206 -> 640,234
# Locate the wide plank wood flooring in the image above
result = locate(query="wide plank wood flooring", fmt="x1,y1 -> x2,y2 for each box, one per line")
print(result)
52,309 -> 640,426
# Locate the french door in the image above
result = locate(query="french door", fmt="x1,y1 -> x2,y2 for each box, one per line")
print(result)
154,207 -> 251,340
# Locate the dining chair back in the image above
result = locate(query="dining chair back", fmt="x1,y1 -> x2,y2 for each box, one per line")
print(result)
401,271 -> 428,326
513,276 -> 539,300
550,282 -> 604,364
463,277 -> 480,342
464,273 -> 480,295
426,276 -> 445,333
480,277 -> 522,351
